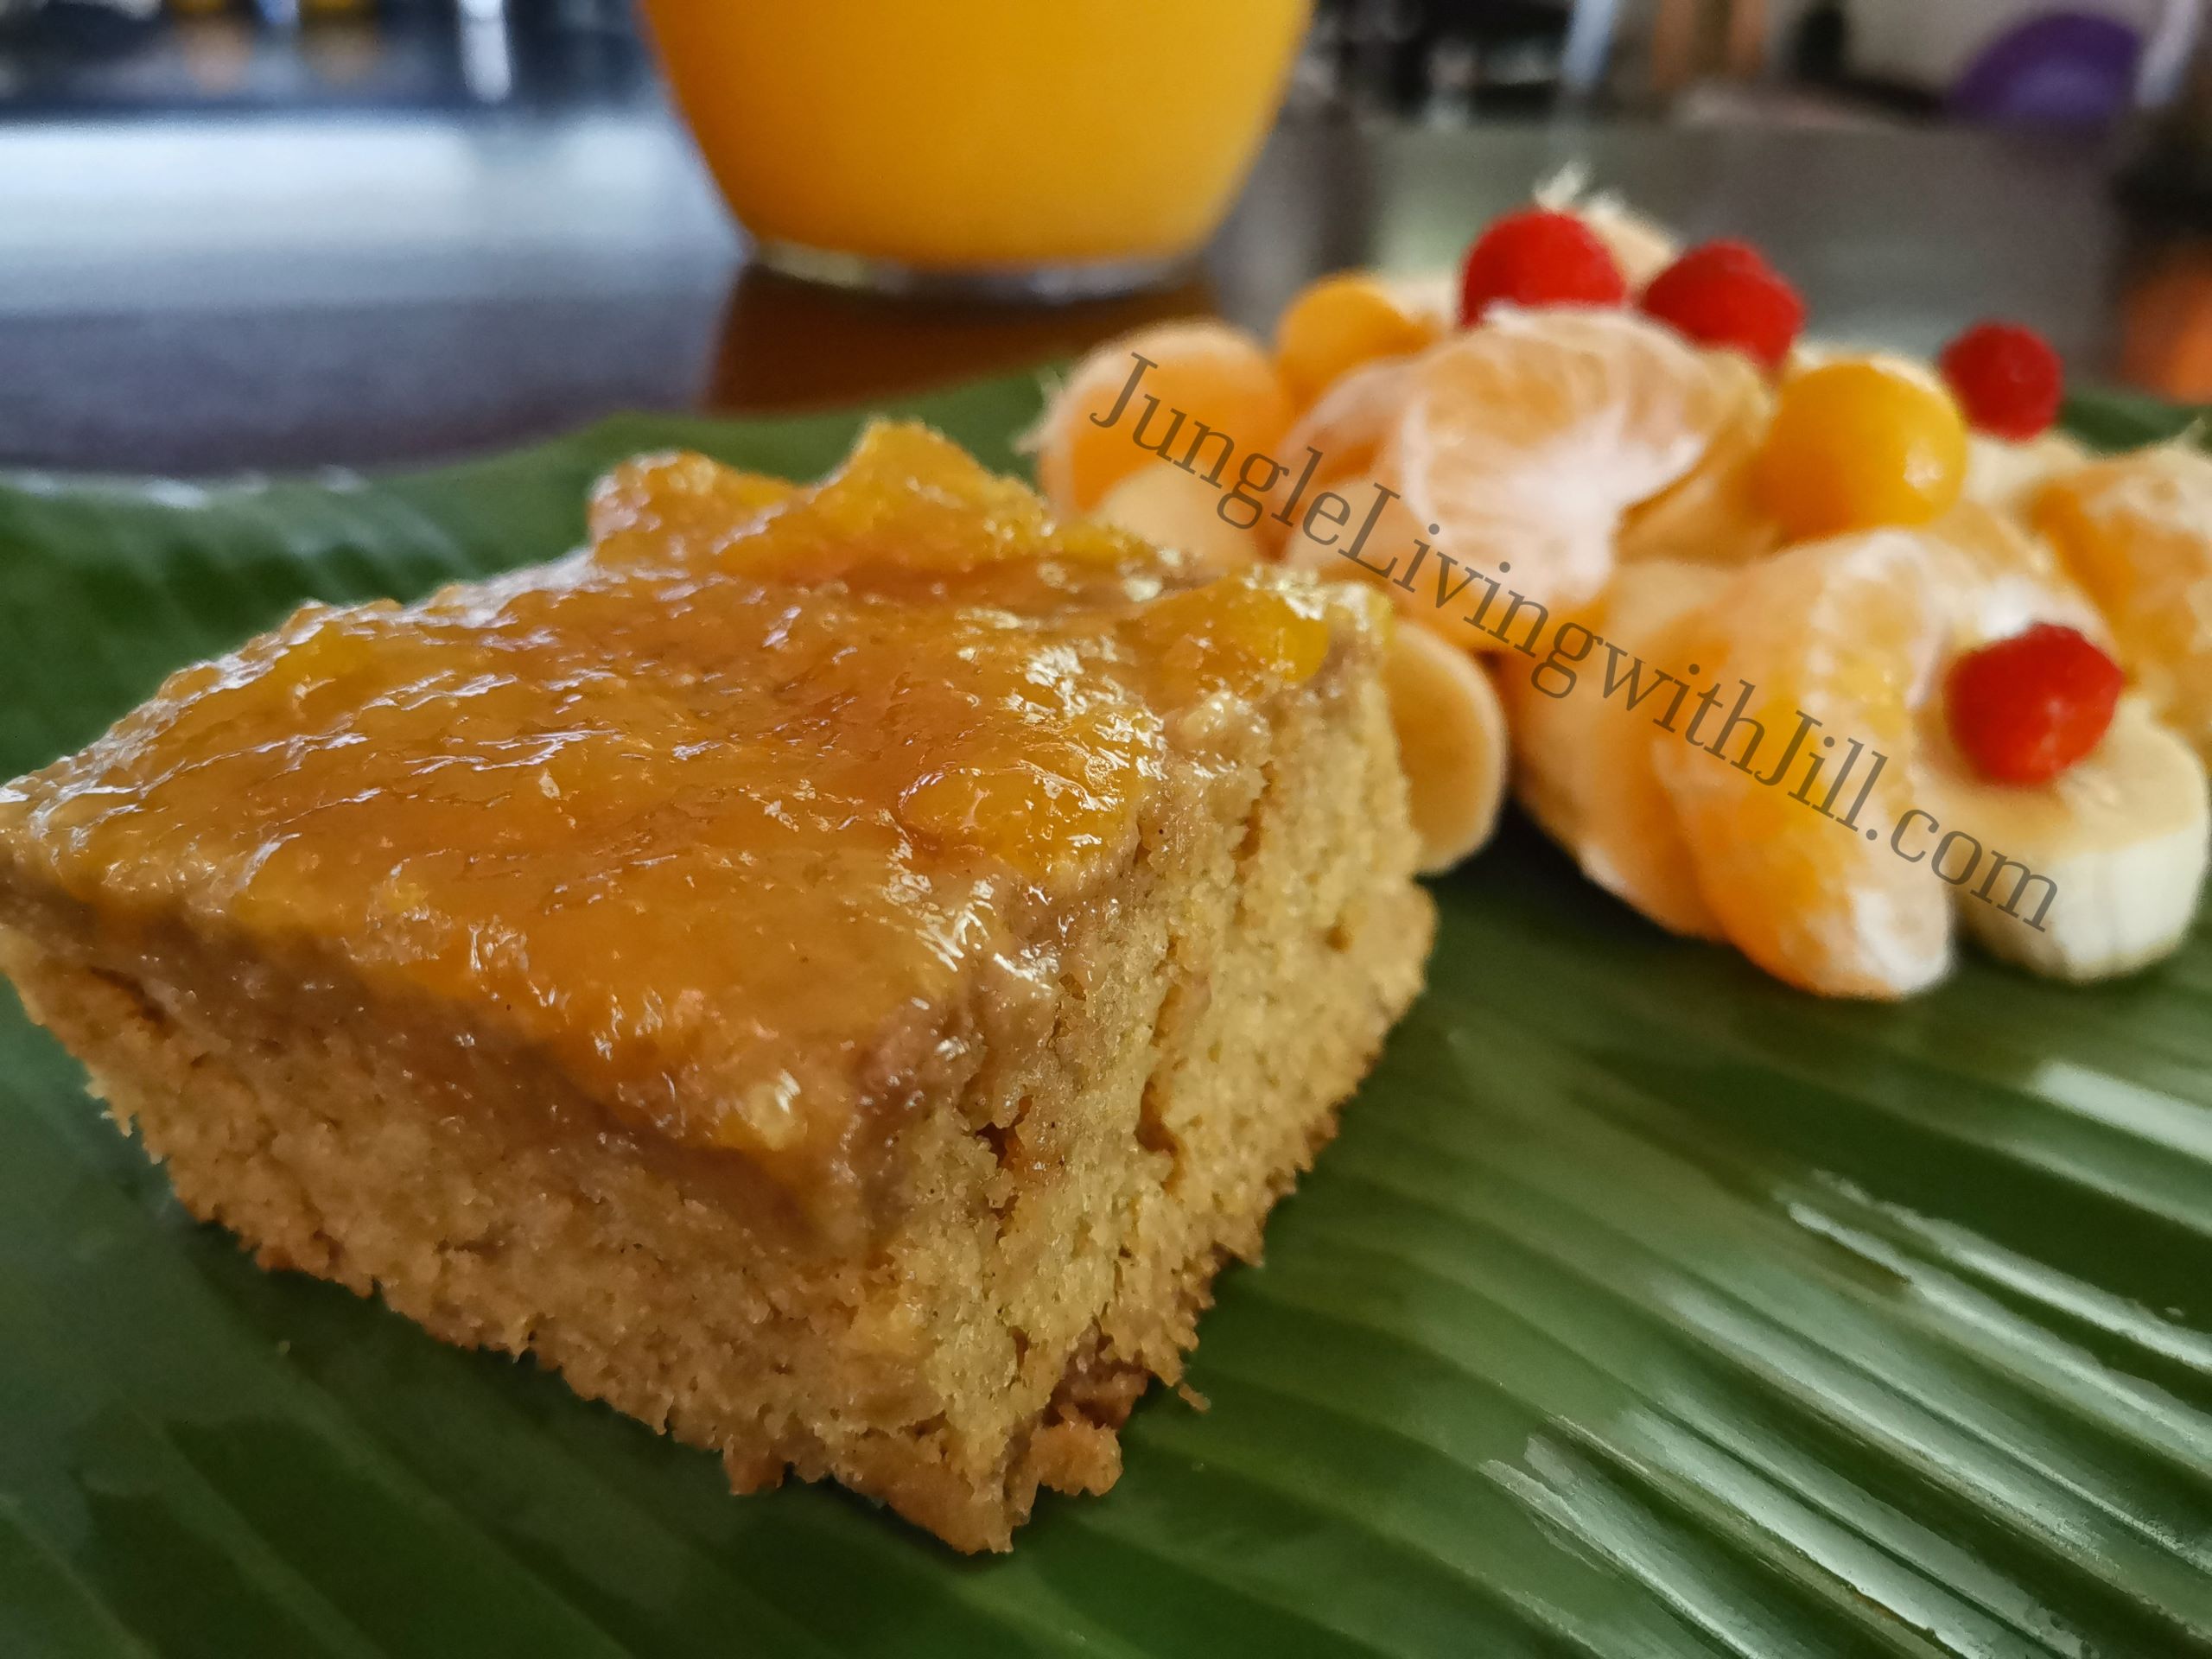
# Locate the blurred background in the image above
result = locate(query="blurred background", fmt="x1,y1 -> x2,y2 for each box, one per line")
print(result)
5,0 -> 2211,471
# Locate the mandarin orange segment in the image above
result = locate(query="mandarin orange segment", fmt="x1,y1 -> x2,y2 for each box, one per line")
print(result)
1964,429 -> 2090,518
2035,444 -> 2212,758
1653,531 -> 1954,997
1617,351 -> 1779,568
1495,560 -> 1726,938
1027,320 -> 1292,514
1383,308 -> 1749,636
1274,271 -> 1444,409
1922,499 -> 2109,651
1274,473 -> 1483,659
1276,354 -> 1413,487
1261,357 -> 1416,555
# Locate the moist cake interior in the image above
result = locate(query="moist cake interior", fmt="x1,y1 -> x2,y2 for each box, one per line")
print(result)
0,424 -> 1433,1550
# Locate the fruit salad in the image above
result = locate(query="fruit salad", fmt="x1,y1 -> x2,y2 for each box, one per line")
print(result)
1024,183 -> 2212,999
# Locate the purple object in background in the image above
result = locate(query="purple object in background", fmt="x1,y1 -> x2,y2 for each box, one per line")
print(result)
1949,11 -> 2144,127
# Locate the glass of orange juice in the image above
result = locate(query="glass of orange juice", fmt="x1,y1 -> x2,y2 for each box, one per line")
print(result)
640,0 -> 1312,299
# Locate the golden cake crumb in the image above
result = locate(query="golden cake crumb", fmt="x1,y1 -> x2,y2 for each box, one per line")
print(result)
0,423 -> 1432,1550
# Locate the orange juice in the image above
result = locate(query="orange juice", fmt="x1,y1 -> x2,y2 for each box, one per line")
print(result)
642,0 -> 1310,286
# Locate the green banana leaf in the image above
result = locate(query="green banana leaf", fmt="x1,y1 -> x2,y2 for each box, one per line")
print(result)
2,373 -> 2209,1659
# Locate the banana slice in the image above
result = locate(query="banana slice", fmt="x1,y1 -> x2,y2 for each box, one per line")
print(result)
1090,461 -> 1264,575
1916,696 -> 2209,980
1384,624 -> 1510,874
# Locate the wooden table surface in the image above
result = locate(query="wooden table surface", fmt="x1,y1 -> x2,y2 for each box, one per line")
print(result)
0,96 -> 2135,477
